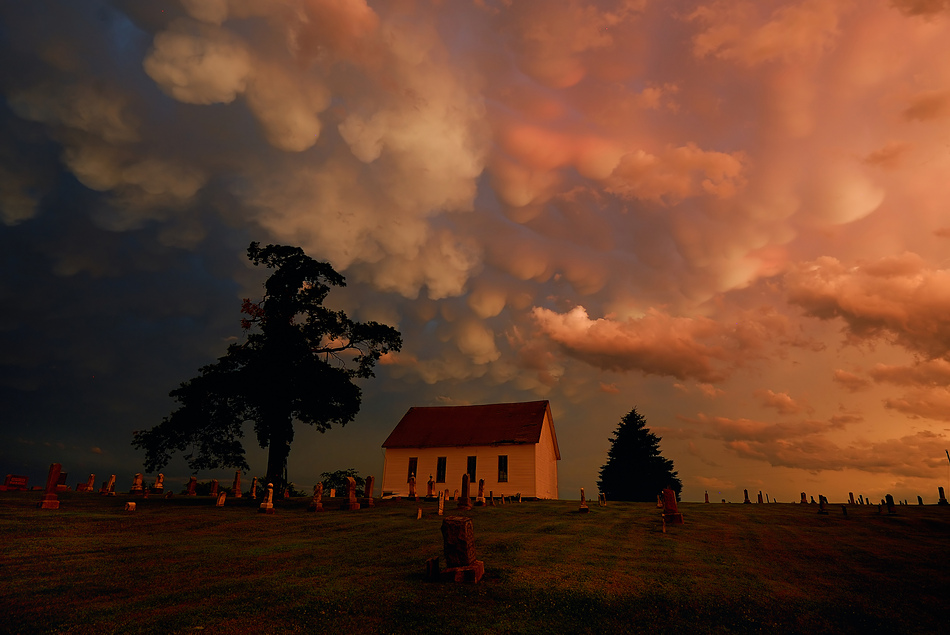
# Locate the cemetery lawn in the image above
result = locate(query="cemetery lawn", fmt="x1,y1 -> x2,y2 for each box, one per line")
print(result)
2,493 -> 948,634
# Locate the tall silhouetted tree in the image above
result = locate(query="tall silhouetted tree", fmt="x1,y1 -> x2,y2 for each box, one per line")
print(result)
132,242 -> 402,493
597,407 -> 682,501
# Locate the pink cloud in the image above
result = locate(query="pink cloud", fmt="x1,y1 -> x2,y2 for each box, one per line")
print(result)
530,305 -> 788,382
786,254 -> 950,359
833,369 -> 872,392
755,389 -> 807,415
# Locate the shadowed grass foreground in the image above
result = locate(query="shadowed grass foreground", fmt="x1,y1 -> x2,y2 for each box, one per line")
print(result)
1,492 -> 948,634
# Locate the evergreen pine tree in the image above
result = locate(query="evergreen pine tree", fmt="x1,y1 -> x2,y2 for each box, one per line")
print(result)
597,407 -> 683,501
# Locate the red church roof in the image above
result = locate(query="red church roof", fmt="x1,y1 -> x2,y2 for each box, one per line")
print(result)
382,400 -> 558,457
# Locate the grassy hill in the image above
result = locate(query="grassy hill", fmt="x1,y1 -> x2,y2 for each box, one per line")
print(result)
2,492 -> 948,634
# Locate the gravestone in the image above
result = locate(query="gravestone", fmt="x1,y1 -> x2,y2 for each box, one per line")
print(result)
453,489 -> 459,501
438,490 -> 445,516
885,494 -> 896,514
743,489 -> 751,504
76,474 -> 95,492
417,508 -> 422,519
105,475 -> 117,496
859,494 -> 864,505
308,483 -> 324,512
661,487 -> 683,528
800,492 -> 807,504
938,487 -> 949,506
704,491 -> 709,503
475,479 -> 485,506
500,493 -> 505,505
250,477 -> 258,499
599,492 -> 607,507
259,482 -> 275,514
124,502 -> 136,511
232,472 -> 242,498
457,474 -> 472,510
283,486 -> 290,499
329,488 -> 336,498
130,473 -> 144,494
444,488 -> 450,502
918,495 -> 923,505
209,479 -> 219,497
408,476 -> 417,501
810,496 -> 816,504
757,491 -> 763,504
216,492 -> 227,507
849,492 -> 855,505
818,495 -> 828,515
341,476 -> 360,511
37,463 -> 62,510
2,475 -> 29,491
578,487 -> 589,513
439,516 -> 484,583
766,494 -> 770,503
151,474 -> 164,494
427,475 -> 435,499
362,476 -> 375,507
488,490 -> 495,506
186,476 -> 197,496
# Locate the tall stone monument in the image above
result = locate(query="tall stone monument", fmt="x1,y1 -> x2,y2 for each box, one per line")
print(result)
361,476 -> 375,508
232,471 -> 242,498
457,474 -> 472,511
186,476 -> 197,496
130,473 -> 144,494
308,483 -> 324,512
37,463 -> 62,510
341,476 -> 360,511
259,482 -> 275,514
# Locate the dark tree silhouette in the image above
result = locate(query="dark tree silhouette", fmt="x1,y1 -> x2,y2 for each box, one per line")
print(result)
132,242 -> 402,493
597,407 -> 682,501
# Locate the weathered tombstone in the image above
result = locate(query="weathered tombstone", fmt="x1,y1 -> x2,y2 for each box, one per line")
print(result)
76,473 -> 95,492
599,492 -> 606,507
37,463 -> 62,510
308,483 -> 324,512
329,488 -> 336,498
232,472 -> 242,498
818,495 -> 828,515
885,494 -> 896,514
444,488 -> 450,502
130,473 -> 144,494
918,495 -> 924,505
427,475 -> 435,499
452,489 -> 459,501
362,476 -> 375,507
216,491 -> 227,507
439,516 -> 484,583
743,489 -> 751,504
475,479 -> 486,507
810,496 -> 816,504
488,490 -> 495,506
341,476 -> 360,511
938,487 -> 949,506
457,474 -> 472,510
408,476 -> 417,501
438,490 -> 445,516
417,508 -> 422,519
283,485 -> 290,499
209,479 -> 219,497
849,492 -> 855,505
578,487 -> 589,513
661,488 -> 683,529
704,490 -> 709,503
186,476 -> 197,496
2,475 -> 29,491
250,477 -> 258,499
124,502 -> 136,511
800,492 -> 807,504
517,493 -> 522,503
766,494 -> 770,503
757,491 -> 763,504
104,475 -> 117,496
259,482 -> 275,514
151,473 -> 164,494
859,494 -> 864,505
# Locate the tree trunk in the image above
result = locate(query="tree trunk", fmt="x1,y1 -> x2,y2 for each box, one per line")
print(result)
265,421 -> 293,496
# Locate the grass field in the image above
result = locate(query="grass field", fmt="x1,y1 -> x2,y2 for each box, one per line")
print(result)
1,491 -> 948,634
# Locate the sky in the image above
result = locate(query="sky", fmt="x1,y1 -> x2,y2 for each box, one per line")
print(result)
3,0 -> 950,503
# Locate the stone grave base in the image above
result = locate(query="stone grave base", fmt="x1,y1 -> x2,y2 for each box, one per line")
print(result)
662,512 -> 683,524
38,498 -> 60,510
340,502 -> 360,511
259,505 -> 275,514
441,561 -> 484,584
578,504 -> 589,513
